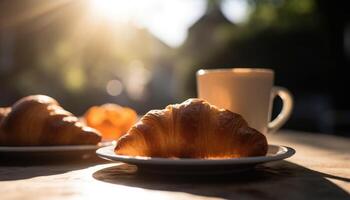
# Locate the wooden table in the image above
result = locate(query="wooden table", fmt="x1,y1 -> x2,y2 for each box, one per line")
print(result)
0,130 -> 349,200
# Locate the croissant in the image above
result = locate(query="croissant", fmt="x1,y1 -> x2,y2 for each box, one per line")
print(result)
0,95 -> 101,146
115,98 -> 268,158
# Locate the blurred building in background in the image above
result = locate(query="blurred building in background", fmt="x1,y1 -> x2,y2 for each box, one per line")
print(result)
0,0 -> 349,136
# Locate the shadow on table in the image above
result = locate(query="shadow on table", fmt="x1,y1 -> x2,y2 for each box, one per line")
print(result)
275,130 -> 350,154
0,154 -> 107,181
93,161 -> 350,200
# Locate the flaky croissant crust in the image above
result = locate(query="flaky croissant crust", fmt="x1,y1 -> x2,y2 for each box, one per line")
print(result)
0,95 -> 101,146
115,98 -> 268,158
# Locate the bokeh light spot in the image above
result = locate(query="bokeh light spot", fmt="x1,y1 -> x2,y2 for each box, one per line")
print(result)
106,79 -> 123,96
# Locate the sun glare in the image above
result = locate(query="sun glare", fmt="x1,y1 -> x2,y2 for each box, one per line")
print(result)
88,0 -> 207,47
89,0 -> 253,47
89,0 -> 136,22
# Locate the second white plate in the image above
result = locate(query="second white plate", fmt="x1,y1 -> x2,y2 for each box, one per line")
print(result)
0,142 -> 112,160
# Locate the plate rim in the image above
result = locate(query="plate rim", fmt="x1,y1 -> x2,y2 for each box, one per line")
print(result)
0,142 -> 111,152
96,144 -> 295,165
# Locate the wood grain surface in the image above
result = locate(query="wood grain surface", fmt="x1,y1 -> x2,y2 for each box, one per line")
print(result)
0,130 -> 349,200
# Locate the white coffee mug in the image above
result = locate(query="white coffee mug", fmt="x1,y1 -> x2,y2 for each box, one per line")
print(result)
196,68 -> 293,134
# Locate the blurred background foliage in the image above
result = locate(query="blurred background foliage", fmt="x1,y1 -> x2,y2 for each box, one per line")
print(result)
0,0 -> 349,136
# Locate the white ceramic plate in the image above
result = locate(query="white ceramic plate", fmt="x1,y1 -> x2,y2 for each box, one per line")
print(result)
96,144 -> 295,175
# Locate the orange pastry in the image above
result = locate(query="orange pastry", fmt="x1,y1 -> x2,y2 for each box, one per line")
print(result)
115,98 -> 268,158
0,107 -> 11,123
84,104 -> 137,140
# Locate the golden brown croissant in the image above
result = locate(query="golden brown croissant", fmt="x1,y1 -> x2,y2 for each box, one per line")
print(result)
115,98 -> 268,158
0,95 -> 101,146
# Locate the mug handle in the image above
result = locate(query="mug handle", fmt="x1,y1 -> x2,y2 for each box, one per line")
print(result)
268,86 -> 293,134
